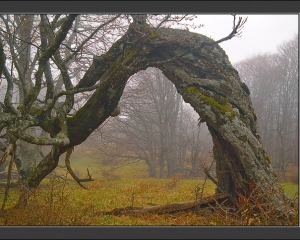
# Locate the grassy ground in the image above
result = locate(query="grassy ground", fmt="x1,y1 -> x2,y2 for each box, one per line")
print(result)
0,151 -> 298,226
280,182 -> 298,199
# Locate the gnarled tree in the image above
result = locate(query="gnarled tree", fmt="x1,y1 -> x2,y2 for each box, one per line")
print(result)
0,14 -> 295,221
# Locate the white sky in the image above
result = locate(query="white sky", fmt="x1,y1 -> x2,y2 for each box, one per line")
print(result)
191,14 -> 298,64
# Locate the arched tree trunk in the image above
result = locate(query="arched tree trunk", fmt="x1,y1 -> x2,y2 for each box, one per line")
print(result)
17,15 -> 292,219
147,29 -> 292,216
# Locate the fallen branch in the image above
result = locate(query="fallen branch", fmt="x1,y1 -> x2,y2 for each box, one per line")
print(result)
65,147 -> 94,189
105,193 -> 230,216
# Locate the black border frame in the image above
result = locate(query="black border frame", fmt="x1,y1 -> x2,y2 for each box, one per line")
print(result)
0,1 -> 299,239
0,1 -> 300,13
1,226 -> 300,239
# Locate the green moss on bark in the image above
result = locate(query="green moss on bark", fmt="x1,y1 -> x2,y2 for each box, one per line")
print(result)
186,85 -> 236,121
148,31 -> 159,39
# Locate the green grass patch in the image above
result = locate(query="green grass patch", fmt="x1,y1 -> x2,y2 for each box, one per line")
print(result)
281,182 -> 299,198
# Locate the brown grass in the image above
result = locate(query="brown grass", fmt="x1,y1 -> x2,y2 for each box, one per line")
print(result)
0,172 -> 298,226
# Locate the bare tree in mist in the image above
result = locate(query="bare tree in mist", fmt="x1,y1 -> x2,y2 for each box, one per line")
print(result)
93,67 -> 213,178
234,35 -> 298,180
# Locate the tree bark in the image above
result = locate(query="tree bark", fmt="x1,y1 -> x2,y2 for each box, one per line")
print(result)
148,158 -> 156,178
0,39 -> 5,78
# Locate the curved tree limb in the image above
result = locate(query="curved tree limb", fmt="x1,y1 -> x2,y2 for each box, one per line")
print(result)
64,147 -> 93,189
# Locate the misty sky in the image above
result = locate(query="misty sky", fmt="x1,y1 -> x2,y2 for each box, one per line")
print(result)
192,14 -> 298,64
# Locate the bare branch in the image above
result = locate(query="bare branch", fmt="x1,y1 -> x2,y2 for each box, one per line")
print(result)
1,147 -> 15,213
65,147 -> 93,189
213,15 -> 248,44
22,14 -> 78,112
0,23 -> 43,51
0,143 -> 15,168
154,14 -> 171,29
65,14 -> 121,63
17,131 -> 69,146
2,66 -> 19,115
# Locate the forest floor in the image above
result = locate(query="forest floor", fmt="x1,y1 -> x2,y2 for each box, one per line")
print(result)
0,144 -> 298,226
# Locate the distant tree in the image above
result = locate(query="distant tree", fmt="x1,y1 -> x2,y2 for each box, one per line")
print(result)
234,35 -> 298,180
94,67 -> 212,178
273,35 -> 298,179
